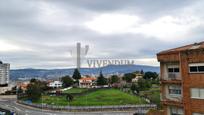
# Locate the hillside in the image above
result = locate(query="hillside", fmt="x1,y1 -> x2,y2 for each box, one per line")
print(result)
10,65 -> 159,80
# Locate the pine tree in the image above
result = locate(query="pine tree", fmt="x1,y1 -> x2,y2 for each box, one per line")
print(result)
72,69 -> 81,85
140,69 -> 144,75
97,71 -> 107,86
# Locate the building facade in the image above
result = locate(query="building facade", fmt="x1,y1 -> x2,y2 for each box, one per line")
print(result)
48,81 -> 62,88
157,42 -> 204,115
79,77 -> 96,88
0,61 -> 10,86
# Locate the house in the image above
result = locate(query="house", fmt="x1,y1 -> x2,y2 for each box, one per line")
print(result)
132,73 -> 143,82
48,81 -> 62,88
79,77 -> 96,88
157,42 -> 204,115
17,81 -> 29,92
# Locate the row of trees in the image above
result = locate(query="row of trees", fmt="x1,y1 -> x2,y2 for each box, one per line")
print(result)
62,69 -> 159,88
24,69 -> 158,101
61,69 -> 109,87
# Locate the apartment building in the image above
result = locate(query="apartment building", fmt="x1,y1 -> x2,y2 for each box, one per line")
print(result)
157,42 -> 204,115
0,61 -> 10,86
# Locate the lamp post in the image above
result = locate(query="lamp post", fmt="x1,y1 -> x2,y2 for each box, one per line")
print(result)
41,93 -> 43,112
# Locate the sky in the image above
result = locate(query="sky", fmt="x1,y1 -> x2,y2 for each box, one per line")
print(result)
0,0 -> 204,69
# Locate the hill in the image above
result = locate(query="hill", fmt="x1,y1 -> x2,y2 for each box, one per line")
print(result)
10,65 -> 159,80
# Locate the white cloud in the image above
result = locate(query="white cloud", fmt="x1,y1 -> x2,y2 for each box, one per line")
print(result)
134,58 -> 159,66
132,15 -> 202,41
85,13 -> 140,34
0,40 -> 22,52
85,13 -> 202,42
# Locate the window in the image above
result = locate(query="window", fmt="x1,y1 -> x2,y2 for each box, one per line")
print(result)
169,86 -> 181,95
170,107 -> 183,115
198,66 -> 204,72
191,88 -> 199,98
168,68 -> 174,72
193,113 -> 204,115
168,67 -> 180,73
189,63 -> 204,73
191,88 -> 204,99
174,68 -> 179,72
190,66 -> 198,72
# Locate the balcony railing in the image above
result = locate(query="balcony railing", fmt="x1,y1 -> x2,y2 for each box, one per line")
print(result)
161,99 -> 183,107
164,94 -> 182,102
168,73 -> 176,79
161,73 -> 182,84
167,73 -> 181,80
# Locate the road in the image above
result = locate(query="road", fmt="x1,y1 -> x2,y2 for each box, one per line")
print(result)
0,98 -> 136,115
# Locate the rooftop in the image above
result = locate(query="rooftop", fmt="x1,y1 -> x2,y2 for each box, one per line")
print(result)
79,77 -> 96,81
157,41 -> 204,55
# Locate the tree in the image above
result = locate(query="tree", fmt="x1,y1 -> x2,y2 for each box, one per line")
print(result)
137,78 -> 152,91
30,78 -> 37,83
30,79 -> 49,91
61,76 -> 74,88
72,69 -> 81,82
110,75 -> 119,84
143,72 -> 158,80
26,83 -> 42,101
66,94 -> 74,102
140,69 -> 144,75
97,71 -> 107,86
131,83 -> 140,94
122,73 -> 135,83
25,79 -> 49,101
17,87 -> 23,94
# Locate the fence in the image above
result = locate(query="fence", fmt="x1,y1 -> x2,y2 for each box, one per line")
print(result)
17,100 -> 156,113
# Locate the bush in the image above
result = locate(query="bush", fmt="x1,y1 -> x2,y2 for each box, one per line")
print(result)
66,94 -> 74,102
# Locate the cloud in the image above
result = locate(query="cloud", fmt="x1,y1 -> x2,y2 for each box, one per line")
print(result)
85,13 -> 140,34
85,13 -> 202,41
0,0 -> 203,69
0,40 -> 22,52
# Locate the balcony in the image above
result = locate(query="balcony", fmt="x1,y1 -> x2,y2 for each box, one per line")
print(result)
161,73 -> 181,84
161,99 -> 183,107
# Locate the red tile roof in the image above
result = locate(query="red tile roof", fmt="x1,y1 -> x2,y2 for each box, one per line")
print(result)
80,77 -> 96,81
157,41 -> 204,55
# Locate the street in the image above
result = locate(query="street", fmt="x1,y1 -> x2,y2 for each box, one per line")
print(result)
0,97 -> 136,115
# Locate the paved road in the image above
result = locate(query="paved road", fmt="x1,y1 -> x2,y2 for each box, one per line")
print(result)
0,98 -> 136,115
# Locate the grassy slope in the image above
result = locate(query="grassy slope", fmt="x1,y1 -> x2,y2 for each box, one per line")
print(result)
71,89 -> 146,106
37,89 -> 146,106
140,86 -> 160,107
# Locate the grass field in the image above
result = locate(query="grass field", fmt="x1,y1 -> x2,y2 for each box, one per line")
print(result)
63,88 -> 88,94
139,86 -> 160,107
36,89 -> 146,106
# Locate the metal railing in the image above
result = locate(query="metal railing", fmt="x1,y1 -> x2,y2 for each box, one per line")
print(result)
18,100 -> 157,112
167,73 -> 181,80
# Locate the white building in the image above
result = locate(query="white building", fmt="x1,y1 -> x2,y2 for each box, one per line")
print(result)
132,73 -> 143,82
0,61 -> 10,86
48,81 -> 62,88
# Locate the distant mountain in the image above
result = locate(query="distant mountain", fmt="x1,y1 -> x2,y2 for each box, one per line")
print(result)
10,65 -> 159,80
